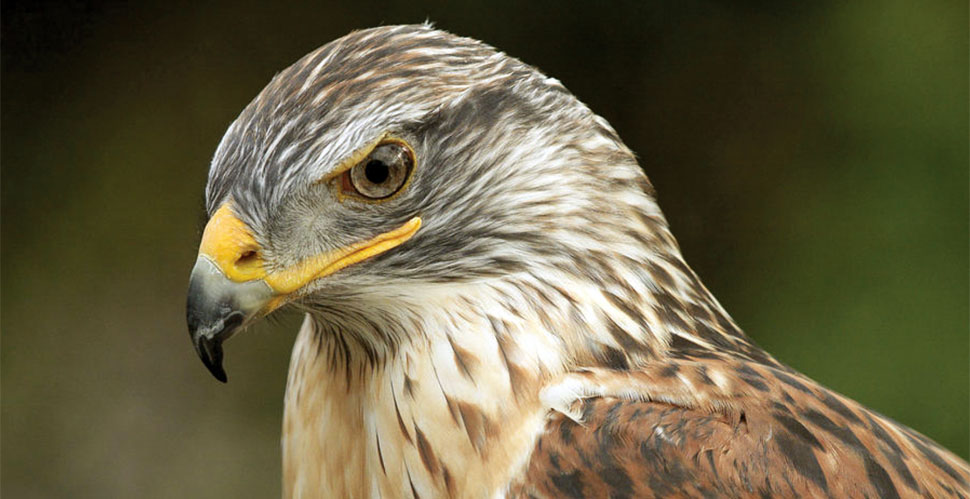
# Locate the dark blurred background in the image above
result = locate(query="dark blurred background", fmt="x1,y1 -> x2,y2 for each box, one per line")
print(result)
2,1 -> 967,496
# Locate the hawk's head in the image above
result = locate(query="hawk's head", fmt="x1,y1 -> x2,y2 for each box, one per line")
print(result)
187,24 -> 675,381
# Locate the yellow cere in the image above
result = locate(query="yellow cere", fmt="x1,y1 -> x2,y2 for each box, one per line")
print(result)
199,204 -> 266,282
199,203 -> 422,295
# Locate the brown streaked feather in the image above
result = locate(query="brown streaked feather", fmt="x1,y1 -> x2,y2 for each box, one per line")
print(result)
513,356 -> 970,498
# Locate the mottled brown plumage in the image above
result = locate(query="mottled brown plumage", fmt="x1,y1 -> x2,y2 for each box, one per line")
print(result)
513,354 -> 969,497
186,24 -> 969,497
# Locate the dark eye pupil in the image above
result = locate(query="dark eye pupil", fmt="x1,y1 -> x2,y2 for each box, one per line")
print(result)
365,160 -> 389,184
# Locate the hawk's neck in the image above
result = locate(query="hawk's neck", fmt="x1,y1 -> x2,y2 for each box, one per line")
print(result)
281,283 -> 564,497
281,234 -> 774,496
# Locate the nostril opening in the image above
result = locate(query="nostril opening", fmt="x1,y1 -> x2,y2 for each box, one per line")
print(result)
236,250 -> 259,268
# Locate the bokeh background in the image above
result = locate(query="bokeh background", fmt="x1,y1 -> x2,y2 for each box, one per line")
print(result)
3,1 -> 967,496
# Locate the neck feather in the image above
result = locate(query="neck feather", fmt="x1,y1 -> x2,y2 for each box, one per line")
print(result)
282,238 -> 770,496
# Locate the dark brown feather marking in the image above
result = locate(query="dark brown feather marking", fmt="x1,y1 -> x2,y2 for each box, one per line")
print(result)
735,364 -> 764,380
703,449 -> 720,482
600,465 -> 634,499
862,452 -> 900,499
598,346 -> 630,370
696,365 -> 715,385
413,426 -> 439,475
801,409 -> 865,451
605,316 -> 643,352
393,394 -> 413,444
559,420 -> 575,446
403,374 -> 415,398
490,317 -> 530,398
669,333 -> 707,352
442,465 -> 456,496
646,262 -> 675,288
774,432 -> 828,492
863,413 -> 903,456
879,445 -> 921,493
551,471 -> 585,499
442,394 -> 461,425
819,392 -> 862,424
375,433 -> 386,475
773,413 -> 823,449
457,400 -> 492,454
739,373 -> 771,392
859,414 -> 921,491
904,430 -> 969,487
407,468 -> 420,499
770,401 -> 792,415
773,371 -> 813,394
446,335 -> 478,381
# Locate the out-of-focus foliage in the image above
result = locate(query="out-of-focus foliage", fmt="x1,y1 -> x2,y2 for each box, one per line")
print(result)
2,1 -> 966,496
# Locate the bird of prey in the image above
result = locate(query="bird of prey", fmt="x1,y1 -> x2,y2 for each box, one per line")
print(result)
186,24 -> 969,498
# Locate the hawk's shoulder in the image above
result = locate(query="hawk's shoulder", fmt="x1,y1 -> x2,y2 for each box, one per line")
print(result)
510,357 -> 969,498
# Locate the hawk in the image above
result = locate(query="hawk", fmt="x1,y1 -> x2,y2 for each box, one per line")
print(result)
186,24 -> 969,497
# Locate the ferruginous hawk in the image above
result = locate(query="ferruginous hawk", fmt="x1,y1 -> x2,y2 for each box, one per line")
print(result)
186,24 -> 969,498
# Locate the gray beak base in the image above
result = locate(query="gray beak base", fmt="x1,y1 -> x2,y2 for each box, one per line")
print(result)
186,256 -> 273,382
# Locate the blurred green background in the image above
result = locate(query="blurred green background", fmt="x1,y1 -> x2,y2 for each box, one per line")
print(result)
2,1 -> 967,496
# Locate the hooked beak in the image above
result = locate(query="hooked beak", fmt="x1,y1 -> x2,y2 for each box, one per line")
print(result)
186,202 -> 421,382
186,256 -> 273,382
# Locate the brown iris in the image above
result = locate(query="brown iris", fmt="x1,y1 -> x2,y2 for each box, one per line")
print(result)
340,141 -> 414,200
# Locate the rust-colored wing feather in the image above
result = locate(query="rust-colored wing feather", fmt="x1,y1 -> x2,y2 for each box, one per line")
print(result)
512,357 -> 970,498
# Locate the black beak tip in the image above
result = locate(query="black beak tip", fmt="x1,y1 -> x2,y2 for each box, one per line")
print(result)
193,334 -> 229,383
205,357 -> 229,384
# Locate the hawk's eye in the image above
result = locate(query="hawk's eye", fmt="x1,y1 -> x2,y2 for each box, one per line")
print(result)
342,141 -> 413,200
